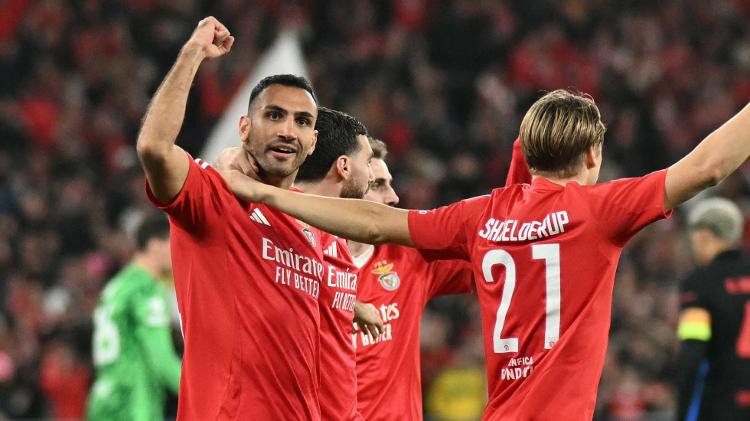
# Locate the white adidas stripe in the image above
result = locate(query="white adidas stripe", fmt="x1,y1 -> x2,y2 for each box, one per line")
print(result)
324,241 -> 338,257
194,158 -> 210,169
253,209 -> 271,226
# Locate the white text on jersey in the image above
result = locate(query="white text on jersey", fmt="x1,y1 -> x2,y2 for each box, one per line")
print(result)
262,238 -> 323,299
327,265 -> 358,311
479,211 -> 570,243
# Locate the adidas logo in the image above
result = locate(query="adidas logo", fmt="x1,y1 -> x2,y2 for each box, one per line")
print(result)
194,158 -> 210,169
249,208 -> 271,226
324,241 -> 338,258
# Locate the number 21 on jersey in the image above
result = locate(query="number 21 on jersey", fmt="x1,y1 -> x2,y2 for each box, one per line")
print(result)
482,244 -> 561,353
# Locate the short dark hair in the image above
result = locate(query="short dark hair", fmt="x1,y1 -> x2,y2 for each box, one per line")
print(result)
368,136 -> 388,160
296,107 -> 368,182
135,213 -> 170,251
248,74 -> 318,110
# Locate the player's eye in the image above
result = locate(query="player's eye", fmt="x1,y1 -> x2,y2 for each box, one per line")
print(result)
296,118 -> 311,127
267,111 -> 282,120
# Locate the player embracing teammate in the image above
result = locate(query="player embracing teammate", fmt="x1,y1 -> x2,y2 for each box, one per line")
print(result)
133,13 -> 750,421
223,85 -> 750,420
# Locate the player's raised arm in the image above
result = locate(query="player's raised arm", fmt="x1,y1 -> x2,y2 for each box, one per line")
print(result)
223,169 -> 413,245
136,17 -> 234,203
664,102 -> 750,211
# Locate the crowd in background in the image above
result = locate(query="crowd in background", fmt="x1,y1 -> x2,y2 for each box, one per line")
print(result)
3,0 -> 750,419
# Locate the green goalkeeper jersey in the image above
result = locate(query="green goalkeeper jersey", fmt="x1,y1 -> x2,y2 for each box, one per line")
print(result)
86,264 -> 181,421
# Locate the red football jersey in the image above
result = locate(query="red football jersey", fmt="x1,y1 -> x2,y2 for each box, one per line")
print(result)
147,157 -> 324,421
353,244 -> 473,421
407,171 -> 670,420
319,233 -> 362,421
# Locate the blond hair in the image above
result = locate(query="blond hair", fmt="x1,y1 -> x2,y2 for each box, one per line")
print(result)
519,89 -> 606,178
368,136 -> 388,160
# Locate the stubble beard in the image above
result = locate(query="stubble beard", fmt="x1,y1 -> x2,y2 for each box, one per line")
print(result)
340,177 -> 368,199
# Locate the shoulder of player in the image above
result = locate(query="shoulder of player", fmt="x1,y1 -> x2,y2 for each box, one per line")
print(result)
183,156 -> 241,202
680,264 -> 727,301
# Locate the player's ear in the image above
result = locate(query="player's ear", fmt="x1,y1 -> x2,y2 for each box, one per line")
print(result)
334,155 -> 350,180
239,115 -> 251,146
308,129 -> 318,156
584,146 -> 598,169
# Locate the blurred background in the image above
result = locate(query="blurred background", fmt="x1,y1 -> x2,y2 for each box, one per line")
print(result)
3,0 -> 750,420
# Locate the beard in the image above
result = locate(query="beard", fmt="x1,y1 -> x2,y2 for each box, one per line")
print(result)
340,176 -> 368,199
249,147 -> 306,179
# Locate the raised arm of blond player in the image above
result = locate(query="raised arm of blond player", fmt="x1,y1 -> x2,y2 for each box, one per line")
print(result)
136,17 -> 234,203
665,103 -> 750,211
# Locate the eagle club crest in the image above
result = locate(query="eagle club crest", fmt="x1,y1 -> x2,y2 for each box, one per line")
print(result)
372,260 -> 400,291
295,219 -> 317,247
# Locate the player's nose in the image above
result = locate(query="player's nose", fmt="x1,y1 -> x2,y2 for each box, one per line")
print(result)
386,186 -> 399,207
276,117 -> 298,140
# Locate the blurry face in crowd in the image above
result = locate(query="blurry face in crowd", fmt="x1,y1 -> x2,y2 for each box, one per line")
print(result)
239,85 -> 318,183
364,158 -> 399,207
340,135 -> 374,199
149,237 -> 172,275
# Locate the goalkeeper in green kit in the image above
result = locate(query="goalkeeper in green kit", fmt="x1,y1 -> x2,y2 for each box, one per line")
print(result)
86,214 -> 181,421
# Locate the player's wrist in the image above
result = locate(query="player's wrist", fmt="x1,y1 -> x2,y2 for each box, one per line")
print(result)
179,41 -> 207,63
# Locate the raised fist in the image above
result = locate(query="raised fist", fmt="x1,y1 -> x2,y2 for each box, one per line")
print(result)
184,16 -> 234,59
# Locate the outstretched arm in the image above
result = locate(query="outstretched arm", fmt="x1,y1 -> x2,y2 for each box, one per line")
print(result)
665,103 -> 750,211
674,307 -> 711,421
224,170 -> 413,245
137,17 -> 234,203
137,324 -> 182,393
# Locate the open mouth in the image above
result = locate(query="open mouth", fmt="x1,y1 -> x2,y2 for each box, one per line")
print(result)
269,145 -> 297,154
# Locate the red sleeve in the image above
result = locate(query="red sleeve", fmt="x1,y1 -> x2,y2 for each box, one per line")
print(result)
505,138 -> 532,186
589,170 -> 672,246
407,195 -> 489,260
421,257 -> 474,299
145,155 -> 226,234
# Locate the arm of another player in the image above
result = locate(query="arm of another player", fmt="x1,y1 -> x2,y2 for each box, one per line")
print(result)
664,102 -> 750,211
505,138 -> 532,186
136,17 -> 235,203
675,307 -> 711,421
354,301 -> 384,338
223,169 -> 413,245
135,295 -> 182,393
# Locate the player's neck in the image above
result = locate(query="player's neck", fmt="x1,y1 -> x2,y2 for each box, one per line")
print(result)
262,173 -> 296,190
532,172 -> 590,187
293,180 -> 342,198
348,240 -> 372,258
132,254 -> 161,280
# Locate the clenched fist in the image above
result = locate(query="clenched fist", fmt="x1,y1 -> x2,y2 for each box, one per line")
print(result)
183,16 -> 234,60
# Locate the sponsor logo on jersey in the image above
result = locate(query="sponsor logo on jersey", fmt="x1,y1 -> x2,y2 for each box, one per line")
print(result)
249,208 -> 271,226
372,260 -> 400,291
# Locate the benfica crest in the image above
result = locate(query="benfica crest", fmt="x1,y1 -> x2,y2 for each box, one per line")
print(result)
295,219 -> 316,247
372,261 -> 400,291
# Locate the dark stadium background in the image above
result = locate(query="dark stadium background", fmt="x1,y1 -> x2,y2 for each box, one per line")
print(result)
3,0 -> 750,420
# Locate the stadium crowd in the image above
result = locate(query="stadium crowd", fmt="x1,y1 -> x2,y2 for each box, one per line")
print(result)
2,0 -> 750,419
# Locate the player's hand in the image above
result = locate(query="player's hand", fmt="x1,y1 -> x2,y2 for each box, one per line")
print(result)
354,302 -> 384,338
183,16 -> 234,59
214,146 -> 259,178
